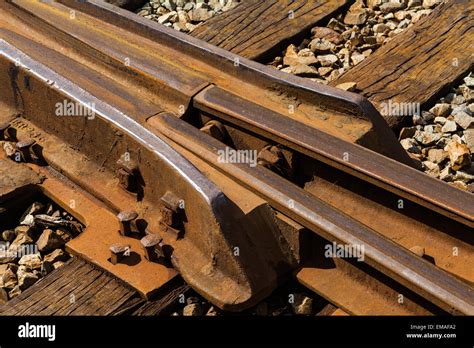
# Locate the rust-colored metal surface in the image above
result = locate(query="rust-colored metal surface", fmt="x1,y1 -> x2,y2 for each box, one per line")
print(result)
38,167 -> 177,299
147,113 -> 474,315
194,86 -> 474,227
0,38 -> 280,310
3,0 -> 413,164
0,0 -> 472,316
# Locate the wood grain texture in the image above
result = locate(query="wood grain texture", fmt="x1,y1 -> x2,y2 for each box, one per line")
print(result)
190,0 -> 348,60
0,258 -> 139,316
0,258 -> 193,316
132,284 -> 190,316
331,0 -> 474,129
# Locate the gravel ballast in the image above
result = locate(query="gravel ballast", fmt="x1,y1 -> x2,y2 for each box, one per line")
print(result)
398,73 -> 474,192
136,0 -> 240,33
269,0 -> 443,85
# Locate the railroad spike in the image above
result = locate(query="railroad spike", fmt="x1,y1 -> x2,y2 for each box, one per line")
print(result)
140,233 -> 163,262
159,191 -> 184,235
109,244 -> 131,265
200,120 -> 227,143
257,145 -> 291,177
15,138 -> 36,162
160,191 -> 182,213
257,145 -> 281,167
116,154 -> 139,192
117,210 -> 138,236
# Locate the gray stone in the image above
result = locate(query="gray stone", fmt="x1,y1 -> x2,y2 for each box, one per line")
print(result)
53,261 -> 66,270
19,202 -> 44,225
291,294 -> 313,315
464,76 -> 474,88
444,141 -> 472,171
464,129 -> 474,152
44,249 -> 69,264
189,8 -> 212,21
158,11 -> 177,24
451,104 -> 470,116
394,10 -> 409,21
183,2 -> 194,11
398,19 -> 411,29
318,54 -> 338,67
2,268 -> 17,289
36,229 -> 66,253
453,112 -> 474,130
434,116 -> 447,125
407,0 -> 422,8
421,111 -> 435,122
18,253 -> 42,270
318,67 -> 333,76
380,1 -> 406,14
296,49 -> 319,65
327,18 -> 346,33
400,138 -> 421,154
222,0 -> 238,12
335,82 -> 357,92
429,103 -> 451,117
183,303 -> 203,316
367,0 -> 384,9
454,169 -> 474,183
309,38 -> 334,54
344,9 -> 368,25
439,166 -> 454,181
424,124 -> 437,134
177,10 -> 190,24
441,120 -> 457,133
450,180 -> 468,191
311,27 -> 343,44
9,233 -> 34,253
0,252 -> 16,264
427,148 -> 448,164
1,230 -> 16,243
413,114 -> 426,126
423,161 -> 440,177
281,64 -> 319,77
282,44 -> 298,65
351,53 -> 366,65
162,0 -> 176,11
452,94 -> 466,105
17,267 -> 39,290
461,86 -> 474,103
414,130 -> 442,146
373,23 -> 389,33
206,306 -> 219,316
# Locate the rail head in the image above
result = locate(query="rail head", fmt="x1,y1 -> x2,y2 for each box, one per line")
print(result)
194,86 -> 474,228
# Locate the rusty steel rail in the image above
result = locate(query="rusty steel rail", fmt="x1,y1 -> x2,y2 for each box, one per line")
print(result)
147,113 -> 474,315
9,0 -> 412,164
194,86 -> 474,228
0,40 -> 280,310
0,0 -> 472,315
